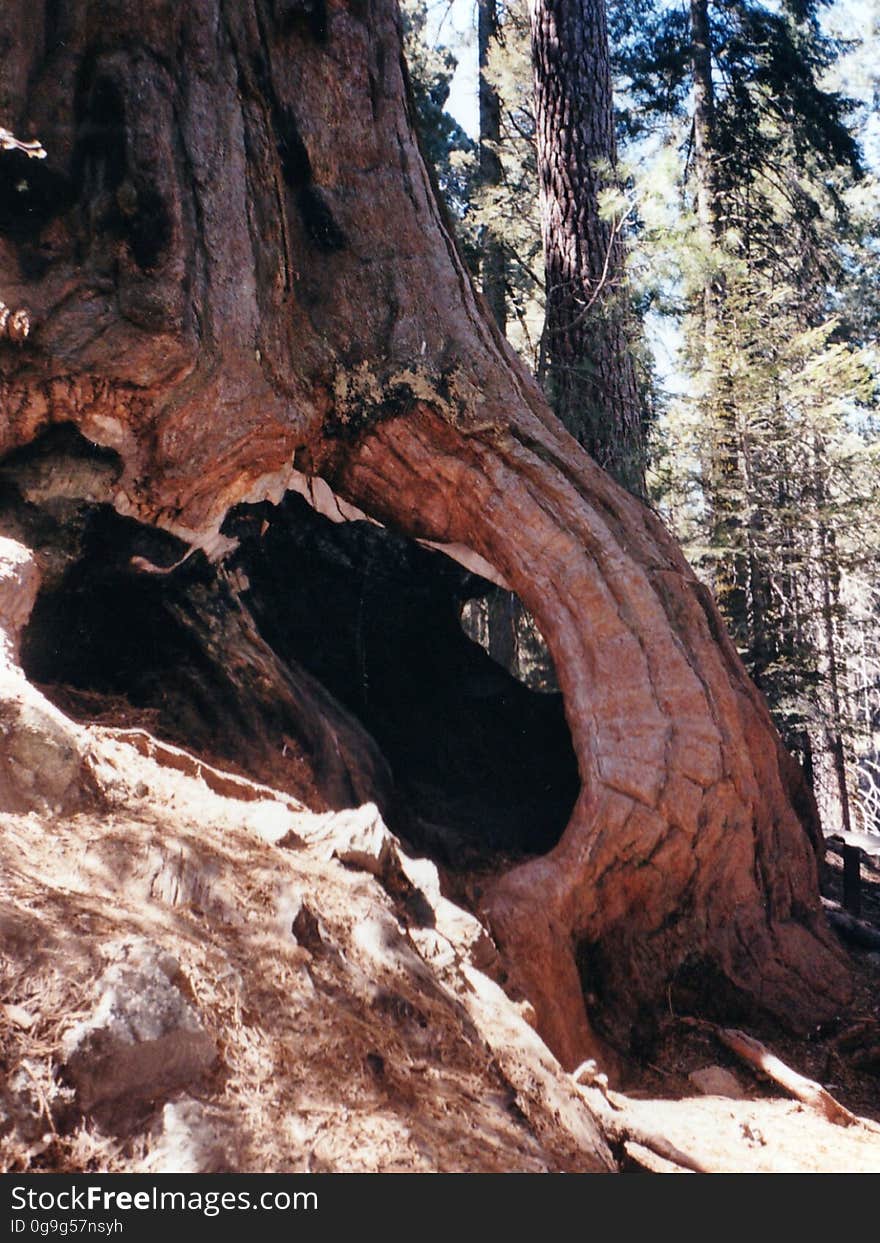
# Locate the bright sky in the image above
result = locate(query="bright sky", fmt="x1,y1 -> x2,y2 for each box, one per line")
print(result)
424,0 -> 480,138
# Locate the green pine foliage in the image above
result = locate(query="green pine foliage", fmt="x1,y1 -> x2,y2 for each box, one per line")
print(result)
403,0 -> 880,832
636,0 -> 880,830
471,0 -> 546,368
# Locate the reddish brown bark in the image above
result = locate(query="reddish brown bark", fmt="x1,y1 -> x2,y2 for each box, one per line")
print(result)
0,0 -> 848,1069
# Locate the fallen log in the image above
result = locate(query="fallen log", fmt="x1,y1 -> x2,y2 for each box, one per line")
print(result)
821,900 -> 880,952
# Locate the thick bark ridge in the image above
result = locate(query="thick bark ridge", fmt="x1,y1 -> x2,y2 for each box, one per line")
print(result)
529,0 -> 645,495
0,0 -> 848,1069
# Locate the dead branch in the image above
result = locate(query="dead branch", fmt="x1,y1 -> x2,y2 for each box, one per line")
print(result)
716,1027 -> 860,1128
580,1081 -> 711,1173
0,127 -> 46,159
599,1110 -> 712,1174
623,1140 -> 694,1174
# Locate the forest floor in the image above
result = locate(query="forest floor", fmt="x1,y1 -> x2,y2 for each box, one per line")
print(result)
1,721 -> 880,1175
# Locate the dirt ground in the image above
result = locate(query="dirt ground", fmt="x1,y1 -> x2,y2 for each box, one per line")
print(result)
1,725 -> 879,1175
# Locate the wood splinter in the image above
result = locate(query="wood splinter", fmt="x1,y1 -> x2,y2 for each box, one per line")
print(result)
0,127 -> 46,159
0,302 -> 31,342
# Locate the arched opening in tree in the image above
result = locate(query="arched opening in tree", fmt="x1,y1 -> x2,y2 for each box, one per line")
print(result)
223,493 -> 578,862
6,425 -> 577,865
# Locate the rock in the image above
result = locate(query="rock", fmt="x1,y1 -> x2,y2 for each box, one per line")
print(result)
1,1064 -> 49,1144
298,803 -> 397,876
242,801 -> 304,845
395,852 -> 442,904
688,1066 -> 746,1099
290,898 -> 326,953
277,886 -> 329,952
142,1098 -> 233,1173
408,927 -> 457,969
295,805 -> 501,972
0,692 -> 91,813
433,896 -> 499,972
395,850 -> 499,970
0,538 -> 96,815
0,537 -> 41,657
351,912 -> 409,968
60,941 -> 217,1113
327,804 -> 395,875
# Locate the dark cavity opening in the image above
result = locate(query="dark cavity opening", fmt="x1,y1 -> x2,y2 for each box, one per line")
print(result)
4,428 -> 578,865
223,493 -> 579,861
19,508 -> 223,744
0,149 -> 74,242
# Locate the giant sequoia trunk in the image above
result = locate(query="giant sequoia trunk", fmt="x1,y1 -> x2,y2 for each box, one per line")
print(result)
0,0 -> 849,1071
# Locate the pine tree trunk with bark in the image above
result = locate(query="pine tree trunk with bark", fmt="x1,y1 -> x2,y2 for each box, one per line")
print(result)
529,0 -> 645,495
689,0 -> 750,653
478,0 -> 506,333
0,0 -> 848,1072
690,0 -> 720,253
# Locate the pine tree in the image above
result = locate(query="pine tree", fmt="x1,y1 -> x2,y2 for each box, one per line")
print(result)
529,0 -> 646,494
629,0 -> 880,832
478,0 -> 507,331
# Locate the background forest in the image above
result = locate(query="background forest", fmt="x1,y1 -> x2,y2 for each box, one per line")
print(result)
403,0 -> 880,843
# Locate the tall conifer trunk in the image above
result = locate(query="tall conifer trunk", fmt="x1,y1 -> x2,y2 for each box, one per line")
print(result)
529,0 -> 645,495
689,0 -> 749,650
478,0 -> 506,332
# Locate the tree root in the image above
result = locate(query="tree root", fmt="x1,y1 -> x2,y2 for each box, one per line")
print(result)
584,1097 -> 711,1173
